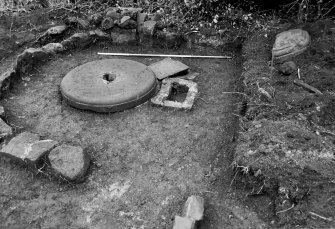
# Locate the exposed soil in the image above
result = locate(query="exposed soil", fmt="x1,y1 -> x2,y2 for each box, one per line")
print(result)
0,40 -> 269,228
233,19 -> 335,228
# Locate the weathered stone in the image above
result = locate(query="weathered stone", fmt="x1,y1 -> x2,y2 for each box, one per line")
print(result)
48,144 -> 90,182
46,25 -> 67,35
110,30 -> 136,44
182,195 -> 204,221
118,17 -> 137,29
273,29 -> 310,63
89,30 -> 111,42
0,118 -> 12,140
41,43 -> 64,54
61,33 -> 92,50
101,17 -> 115,30
0,69 -> 16,92
15,48 -> 48,75
172,216 -> 195,229
279,61 -> 297,75
0,132 -> 57,166
149,58 -> 189,80
143,21 -> 157,37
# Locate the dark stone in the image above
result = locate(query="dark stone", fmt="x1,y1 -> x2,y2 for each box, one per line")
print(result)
89,30 -> 111,43
48,144 -> 90,182
101,17 -> 115,31
15,48 -> 48,75
118,17 -> 137,29
106,11 -> 122,21
279,61 -> 298,75
143,21 -> 157,37
0,132 -> 57,167
111,30 -> 136,44
61,33 -> 92,50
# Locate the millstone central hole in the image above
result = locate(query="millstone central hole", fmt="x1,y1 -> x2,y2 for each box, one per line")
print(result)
167,83 -> 189,103
102,72 -> 116,83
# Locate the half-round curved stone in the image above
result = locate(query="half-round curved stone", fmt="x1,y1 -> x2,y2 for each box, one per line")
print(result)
48,144 -> 90,182
272,29 -> 310,62
60,59 -> 157,112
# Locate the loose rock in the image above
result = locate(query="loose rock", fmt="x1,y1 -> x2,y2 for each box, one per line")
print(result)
46,25 -> 67,35
143,21 -> 157,37
0,118 -> 12,140
42,43 -> 64,54
0,132 -> 57,167
111,30 -> 136,44
48,144 -> 90,182
182,195 -> 205,221
16,48 -> 48,75
172,216 -> 195,229
61,33 -> 92,50
279,61 -> 298,75
89,30 -> 111,43
101,17 -> 115,31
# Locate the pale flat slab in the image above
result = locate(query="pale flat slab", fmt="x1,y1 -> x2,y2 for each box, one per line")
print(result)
149,58 -> 189,80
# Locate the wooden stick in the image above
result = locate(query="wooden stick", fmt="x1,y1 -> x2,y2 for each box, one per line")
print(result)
294,79 -> 323,95
97,52 -> 232,59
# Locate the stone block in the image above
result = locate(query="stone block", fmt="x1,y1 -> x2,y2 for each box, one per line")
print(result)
61,33 -> 92,50
182,195 -> 205,221
0,132 -> 57,167
48,144 -> 90,182
172,216 -> 195,229
143,20 -> 157,37
15,48 -> 48,75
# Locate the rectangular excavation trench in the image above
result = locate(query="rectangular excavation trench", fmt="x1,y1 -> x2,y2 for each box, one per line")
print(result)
0,43 -> 266,229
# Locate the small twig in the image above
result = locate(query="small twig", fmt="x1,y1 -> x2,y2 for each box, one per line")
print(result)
297,68 -> 301,79
294,79 -> 323,95
276,203 -> 295,214
309,211 -> 333,222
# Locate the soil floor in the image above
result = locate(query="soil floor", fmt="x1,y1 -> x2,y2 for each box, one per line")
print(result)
0,43 -> 267,229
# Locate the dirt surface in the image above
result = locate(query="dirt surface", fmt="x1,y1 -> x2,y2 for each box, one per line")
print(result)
0,39 -> 269,228
233,19 -> 335,228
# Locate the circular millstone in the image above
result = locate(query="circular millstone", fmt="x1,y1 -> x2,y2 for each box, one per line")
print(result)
60,59 -> 157,112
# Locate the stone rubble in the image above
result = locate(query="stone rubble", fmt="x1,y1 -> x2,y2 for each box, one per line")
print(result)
48,144 -> 90,182
0,132 -> 57,167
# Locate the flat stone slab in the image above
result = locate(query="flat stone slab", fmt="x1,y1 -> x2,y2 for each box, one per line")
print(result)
148,58 -> 189,80
151,78 -> 198,110
61,59 -> 157,113
273,29 -> 310,62
48,144 -> 90,182
0,132 -> 57,166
